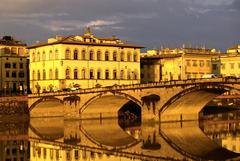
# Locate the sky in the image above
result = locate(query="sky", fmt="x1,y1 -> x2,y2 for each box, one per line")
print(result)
0,0 -> 239,51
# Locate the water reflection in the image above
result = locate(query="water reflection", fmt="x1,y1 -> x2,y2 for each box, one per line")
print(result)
2,111 -> 240,160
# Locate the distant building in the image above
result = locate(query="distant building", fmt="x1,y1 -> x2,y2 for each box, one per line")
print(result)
141,47 -> 222,83
227,44 -> 240,54
220,52 -> 240,78
28,28 -> 143,93
0,36 -> 29,95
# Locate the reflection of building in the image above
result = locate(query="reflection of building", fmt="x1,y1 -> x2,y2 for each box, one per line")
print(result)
0,140 -> 29,161
141,47 -> 222,83
222,136 -> 240,153
28,28 -> 143,93
0,36 -> 29,95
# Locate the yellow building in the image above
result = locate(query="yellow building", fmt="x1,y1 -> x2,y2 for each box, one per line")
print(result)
220,54 -> 240,78
28,28 -> 143,93
141,47 -> 222,83
0,36 -> 29,95
227,44 -> 240,54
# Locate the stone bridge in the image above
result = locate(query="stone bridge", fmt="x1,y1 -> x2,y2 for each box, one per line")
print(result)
28,78 -> 240,122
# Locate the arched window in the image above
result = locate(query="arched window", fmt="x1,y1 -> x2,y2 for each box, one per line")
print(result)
32,52 -> 35,62
65,49 -> 70,59
37,52 -> 40,61
105,51 -> 109,61
82,69 -> 86,79
11,47 -> 17,54
37,70 -> 40,80
49,69 -> 53,79
82,49 -> 86,60
113,51 -> 117,61
90,69 -> 94,79
120,70 -> 124,79
90,50 -> 94,60
127,52 -> 131,62
55,69 -> 58,79
105,69 -> 109,79
134,52 -> 138,62
113,69 -> 117,79
97,50 -> 101,61
66,68 -> 70,79
97,69 -> 101,79
55,49 -> 59,59
32,70 -> 35,80
49,50 -> 53,60
74,69 -> 78,79
43,70 -> 46,80
127,70 -> 131,79
74,49 -> 78,60
120,52 -> 125,61
133,71 -> 138,79
42,51 -> 46,61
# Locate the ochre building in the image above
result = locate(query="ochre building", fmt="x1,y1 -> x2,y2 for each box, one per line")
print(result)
141,47 -> 222,83
0,36 -> 29,95
28,29 -> 143,93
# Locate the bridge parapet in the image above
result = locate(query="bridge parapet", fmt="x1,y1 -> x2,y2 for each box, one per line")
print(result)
28,78 -> 240,98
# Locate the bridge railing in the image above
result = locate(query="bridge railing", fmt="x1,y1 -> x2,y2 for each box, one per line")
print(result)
28,78 -> 240,98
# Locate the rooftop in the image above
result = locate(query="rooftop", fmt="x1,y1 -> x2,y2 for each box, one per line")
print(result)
0,36 -> 27,46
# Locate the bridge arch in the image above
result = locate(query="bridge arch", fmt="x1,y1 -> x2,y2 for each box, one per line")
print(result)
79,91 -> 142,120
160,84 -> 238,122
29,96 -> 64,117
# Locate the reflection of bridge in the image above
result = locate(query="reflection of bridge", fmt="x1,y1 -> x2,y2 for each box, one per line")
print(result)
28,78 -> 240,122
28,118 -> 240,161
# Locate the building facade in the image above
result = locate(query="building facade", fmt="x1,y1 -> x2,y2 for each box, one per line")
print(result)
28,29 -> 143,93
220,54 -> 240,78
141,47 -> 222,83
0,36 -> 29,95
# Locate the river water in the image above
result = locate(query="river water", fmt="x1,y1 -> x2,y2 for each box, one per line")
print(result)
1,110 -> 240,161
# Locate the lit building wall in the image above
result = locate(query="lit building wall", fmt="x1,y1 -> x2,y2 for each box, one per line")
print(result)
220,55 -> 240,78
28,29 -> 143,93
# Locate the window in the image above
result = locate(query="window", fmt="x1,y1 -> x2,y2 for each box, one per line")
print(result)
120,70 -> 124,79
5,63 -> 11,68
105,70 -> 109,79
49,69 -> 53,79
97,50 -> 101,60
133,72 -> 138,79
13,63 -> 16,68
134,52 -> 138,62
192,60 -> 197,67
32,71 -> 35,80
32,52 -> 35,62
113,70 -> 117,79
37,70 -> 41,80
127,71 -> 131,79
74,150 -> 79,160
55,49 -> 59,59
206,60 -> 210,67
37,52 -> 40,61
74,69 -> 78,79
127,52 -> 131,61
121,52 -> 125,61
42,51 -> 46,61
97,69 -> 101,79
74,49 -> 78,60
12,72 -> 17,78
230,63 -> 235,69
105,51 -> 109,61
19,72 -> 24,78
199,60 -> 204,67
113,51 -> 117,61
43,70 -> 46,80
6,71 -> 9,78
66,68 -> 70,79
82,69 -> 86,79
49,50 -> 53,60
90,50 -> 94,60
238,63 -> 240,69
55,69 -> 58,79
90,69 -> 94,79
186,60 -> 191,66
82,50 -> 86,60
65,49 -> 71,59
19,63 -> 23,69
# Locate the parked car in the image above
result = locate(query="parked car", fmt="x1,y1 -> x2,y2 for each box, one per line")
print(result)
202,74 -> 217,79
